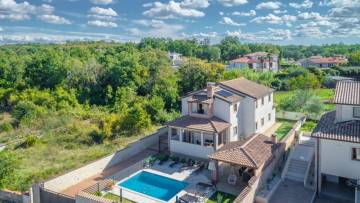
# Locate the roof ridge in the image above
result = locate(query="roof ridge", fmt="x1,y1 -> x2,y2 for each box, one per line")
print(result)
240,147 -> 258,168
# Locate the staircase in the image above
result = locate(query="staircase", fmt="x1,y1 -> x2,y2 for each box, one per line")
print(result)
286,159 -> 308,182
282,135 -> 315,185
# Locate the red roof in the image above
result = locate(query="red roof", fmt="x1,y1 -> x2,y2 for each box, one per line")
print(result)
309,57 -> 348,64
230,57 -> 249,63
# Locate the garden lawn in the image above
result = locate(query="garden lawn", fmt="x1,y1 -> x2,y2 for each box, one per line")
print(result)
275,119 -> 296,140
274,88 -> 335,111
103,193 -> 135,203
301,120 -> 318,133
206,191 -> 236,203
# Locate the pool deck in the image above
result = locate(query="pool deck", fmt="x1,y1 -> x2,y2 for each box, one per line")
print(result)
112,162 -> 214,203
60,149 -> 156,197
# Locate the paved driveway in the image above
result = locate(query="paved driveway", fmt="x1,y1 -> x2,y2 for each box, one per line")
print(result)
270,180 -> 315,203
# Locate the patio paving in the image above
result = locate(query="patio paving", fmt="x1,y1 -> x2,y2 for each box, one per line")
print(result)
270,180 -> 315,203
60,149 -> 156,197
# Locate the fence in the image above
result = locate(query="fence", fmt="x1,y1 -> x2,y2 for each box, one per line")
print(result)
76,180 -> 116,203
38,186 -> 75,203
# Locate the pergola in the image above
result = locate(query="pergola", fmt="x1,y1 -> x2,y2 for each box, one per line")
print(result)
209,134 -> 279,183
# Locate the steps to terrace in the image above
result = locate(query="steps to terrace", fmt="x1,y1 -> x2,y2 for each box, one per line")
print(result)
282,136 -> 315,185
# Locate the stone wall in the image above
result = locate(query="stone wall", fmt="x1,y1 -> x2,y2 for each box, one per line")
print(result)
43,127 -> 166,193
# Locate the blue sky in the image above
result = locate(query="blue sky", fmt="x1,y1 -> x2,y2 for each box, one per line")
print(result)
0,0 -> 359,44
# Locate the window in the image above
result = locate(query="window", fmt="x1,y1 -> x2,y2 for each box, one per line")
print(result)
182,130 -> 201,145
233,104 -> 238,112
255,122 -> 258,130
261,117 -> 265,126
218,131 -> 226,146
261,97 -> 264,105
203,133 -> 214,147
268,94 -> 272,102
255,100 -> 258,108
233,126 -> 238,137
268,113 -> 271,121
171,128 -> 179,141
352,148 -> 360,161
191,103 -> 208,115
354,107 -> 360,118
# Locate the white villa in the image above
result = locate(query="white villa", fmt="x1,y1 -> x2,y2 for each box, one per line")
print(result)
313,81 -> 360,202
227,52 -> 279,72
167,77 -> 276,160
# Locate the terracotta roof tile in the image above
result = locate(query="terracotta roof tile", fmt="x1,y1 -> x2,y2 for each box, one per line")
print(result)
219,77 -> 274,99
312,111 -> 360,143
167,115 -> 230,133
333,81 -> 360,105
209,134 -> 279,168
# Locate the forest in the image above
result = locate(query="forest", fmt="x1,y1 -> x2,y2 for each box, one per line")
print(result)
0,38 -> 359,192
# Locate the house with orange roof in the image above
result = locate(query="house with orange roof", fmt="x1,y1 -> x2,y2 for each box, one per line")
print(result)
227,52 -> 279,72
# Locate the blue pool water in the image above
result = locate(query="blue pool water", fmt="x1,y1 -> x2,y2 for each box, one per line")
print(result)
118,171 -> 188,202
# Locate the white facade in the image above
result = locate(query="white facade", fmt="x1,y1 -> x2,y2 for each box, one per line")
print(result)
319,139 -> 360,180
171,83 -> 275,159
336,104 -> 360,122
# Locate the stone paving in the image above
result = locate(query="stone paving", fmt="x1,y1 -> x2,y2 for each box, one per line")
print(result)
270,180 -> 315,203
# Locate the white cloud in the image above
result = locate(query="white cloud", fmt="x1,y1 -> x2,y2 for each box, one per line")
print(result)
289,0 -> 313,9
181,0 -> 210,8
220,17 -> 245,26
274,10 -> 287,14
131,19 -> 184,38
232,10 -> 256,16
256,1 -> 282,10
143,1 -> 205,19
90,0 -> 113,5
89,7 -> 118,16
0,27 -> 3,31
217,0 -> 248,7
225,28 -> 292,41
297,12 -> 326,20
38,15 -> 71,24
219,11 -> 224,16
0,1 -> 70,25
251,14 -> 296,26
88,20 -> 117,28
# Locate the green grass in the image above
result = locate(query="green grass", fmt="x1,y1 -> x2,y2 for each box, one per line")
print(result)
0,110 -> 161,192
275,119 -> 296,140
206,191 -> 236,203
301,120 -> 318,133
103,193 -> 135,203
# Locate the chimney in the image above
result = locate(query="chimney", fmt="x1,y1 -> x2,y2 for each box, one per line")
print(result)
271,134 -> 277,143
207,82 -> 215,98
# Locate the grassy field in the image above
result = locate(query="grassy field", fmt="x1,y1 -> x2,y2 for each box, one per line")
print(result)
274,88 -> 335,111
301,120 -> 318,133
206,191 -> 236,203
275,119 -> 296,140
0,111 -> 161,192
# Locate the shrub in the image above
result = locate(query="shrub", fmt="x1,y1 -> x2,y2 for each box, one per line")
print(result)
0,123 -> 13,132
0,151 -> 17,188
89,129 -> 104,144
18,135 -> 39,148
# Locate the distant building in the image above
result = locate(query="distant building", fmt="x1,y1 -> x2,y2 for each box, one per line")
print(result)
297,56 -> 348,68
227,52 -> 279,72
167,52 -> 183,68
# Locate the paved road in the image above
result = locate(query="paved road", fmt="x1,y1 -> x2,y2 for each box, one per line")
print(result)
270,180 -> 315,203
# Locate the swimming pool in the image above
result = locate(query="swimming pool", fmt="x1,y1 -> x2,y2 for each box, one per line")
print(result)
118,171 -> 188,202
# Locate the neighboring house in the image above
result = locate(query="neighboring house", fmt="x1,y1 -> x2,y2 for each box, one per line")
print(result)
312,81 -> 360,202
167,52 -> 183,68
297,56 -> 348,68
227,52 -> 279,72
167,77 -> 275,159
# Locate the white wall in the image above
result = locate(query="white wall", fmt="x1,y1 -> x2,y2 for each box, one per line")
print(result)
255,93 -> 275,134
181,97 -> 189,116
170,140 -> 215,159
320,139 -> 360,180
336,104 -> 360,122
240,97 -> 256,138
213,98 -> 231,123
